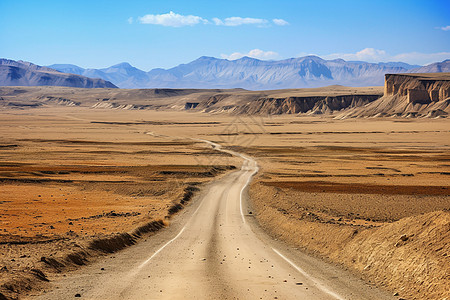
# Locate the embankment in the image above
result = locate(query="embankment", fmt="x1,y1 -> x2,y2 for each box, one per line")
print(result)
249,182 -> 450,300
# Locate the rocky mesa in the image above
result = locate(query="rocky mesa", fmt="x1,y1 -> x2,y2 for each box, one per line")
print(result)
337,73 -> 450,119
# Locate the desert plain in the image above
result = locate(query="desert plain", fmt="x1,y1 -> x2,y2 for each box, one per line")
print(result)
0,86 -> 449,299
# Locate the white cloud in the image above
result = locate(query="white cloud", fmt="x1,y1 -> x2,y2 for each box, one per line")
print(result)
221,49 -> 279,60
137,12 -> 290,28
439,25 -> 450,31
273,18 -> 289,26
127,17 -> 133,24
323,48 -> 450,65
213,16 -> 268,27
138,11 -> 208,27
324,48 -> 388,62
390,52 -> 450,65
136,12 -> 289,28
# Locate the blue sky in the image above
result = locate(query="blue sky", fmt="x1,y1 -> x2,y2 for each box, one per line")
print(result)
1,0 -> 449,70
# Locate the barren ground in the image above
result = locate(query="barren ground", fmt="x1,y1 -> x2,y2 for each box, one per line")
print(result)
0,107 -> 239,299
0,105 -> 449,299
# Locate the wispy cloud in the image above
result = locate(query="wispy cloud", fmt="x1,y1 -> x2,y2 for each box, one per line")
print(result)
324,48 -> 388,62
390,52 -> 450,65
212,17 -> 268,27
138,11 -> 208,27
272,18 -> 289,26
221,49 -> 279,60
137,12 -> 288,28
127,17 -> 133,24
323,48 -> 450,65
438,25 -> 450,31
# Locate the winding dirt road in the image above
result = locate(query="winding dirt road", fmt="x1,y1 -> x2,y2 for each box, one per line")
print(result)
33,140 -> 394,300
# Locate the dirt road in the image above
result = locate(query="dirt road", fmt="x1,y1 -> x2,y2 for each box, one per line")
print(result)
32,141 -> 394,300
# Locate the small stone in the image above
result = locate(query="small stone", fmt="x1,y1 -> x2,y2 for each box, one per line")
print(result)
75,294 -> 81,297
101,268 -> 105,271
393,292 -> 399,296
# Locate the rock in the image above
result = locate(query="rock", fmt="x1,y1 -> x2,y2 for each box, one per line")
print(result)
31,269 -> 49,282
75,293 -> 81,297
339,73 -> 450,119
400,234 -> 408,241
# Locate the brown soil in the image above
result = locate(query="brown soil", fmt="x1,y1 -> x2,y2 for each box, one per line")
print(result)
242,116 -> 450,300
263,180 -> 450,195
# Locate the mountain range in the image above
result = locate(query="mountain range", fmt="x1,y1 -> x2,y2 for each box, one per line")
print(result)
0,59 -> 117,88
48,56 -> 434,90
1,56 -> 449,90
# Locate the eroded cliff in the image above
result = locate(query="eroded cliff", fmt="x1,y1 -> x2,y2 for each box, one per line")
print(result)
217,94 -> 381,115
338,73 -> 450,119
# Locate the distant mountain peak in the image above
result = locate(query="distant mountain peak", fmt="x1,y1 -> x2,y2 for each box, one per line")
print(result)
111,62 -> 134,68
195,56 -> 218,62
409,59 -> 450,73
299,55 -> 325,62
237,56 -> 259,61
